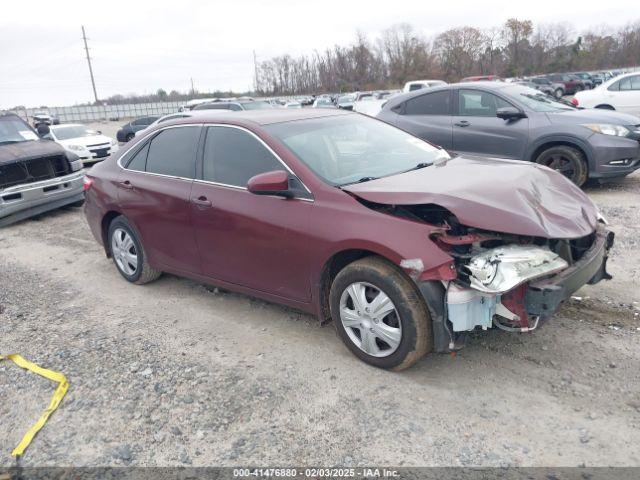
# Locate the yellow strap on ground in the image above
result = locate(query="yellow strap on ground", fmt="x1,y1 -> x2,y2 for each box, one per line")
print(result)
0,354 -> 69,458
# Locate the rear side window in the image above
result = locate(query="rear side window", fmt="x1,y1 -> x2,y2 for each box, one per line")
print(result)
203,127 -> 282,187
144,126 -> 199,178
404,91 -> 450,115
126,142 -> 150,171
617,76 -> 640,91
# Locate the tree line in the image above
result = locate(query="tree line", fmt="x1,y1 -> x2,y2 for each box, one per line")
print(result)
256,18 -> 640,95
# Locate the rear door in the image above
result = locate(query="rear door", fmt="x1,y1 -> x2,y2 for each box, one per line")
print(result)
117,125 -> 202,273
393,89 -> 453,149
452,88 -> 529,159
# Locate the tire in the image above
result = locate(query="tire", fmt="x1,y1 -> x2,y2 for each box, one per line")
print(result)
125,132 -> 135,142
595,104 -> 615,110
107,216 -> 161,285
329,256 -> 432,371
535,145 -> 588,187
554,88 -> 564,99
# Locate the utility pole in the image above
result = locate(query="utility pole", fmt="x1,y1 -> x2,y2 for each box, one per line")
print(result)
253,50 -> 259,93
82,25 -> 99,104
190,77 -> 195,95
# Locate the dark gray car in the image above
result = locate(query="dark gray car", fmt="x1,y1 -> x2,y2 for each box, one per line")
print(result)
377,82 -> 640,186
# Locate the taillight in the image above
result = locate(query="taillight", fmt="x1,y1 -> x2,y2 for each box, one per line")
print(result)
571,98 -> 579,106
83,176 -> 94,191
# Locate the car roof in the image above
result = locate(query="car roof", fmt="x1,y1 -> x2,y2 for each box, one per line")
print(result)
164,108 -> 352,127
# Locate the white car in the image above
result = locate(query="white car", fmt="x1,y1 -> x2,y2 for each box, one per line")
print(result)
574,72 -> 640,117
284,101 -> 302,109
354,91 -> 400,117
402,80 -> 447,93
46,124 -> 118,164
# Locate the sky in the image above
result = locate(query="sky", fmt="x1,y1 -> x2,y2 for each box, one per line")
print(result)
0,0 -> 635,108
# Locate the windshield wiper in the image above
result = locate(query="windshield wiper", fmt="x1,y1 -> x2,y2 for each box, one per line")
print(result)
354,176 -> 378,183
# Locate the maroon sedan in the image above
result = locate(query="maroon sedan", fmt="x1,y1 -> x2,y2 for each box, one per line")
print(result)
84,109 -> 613,370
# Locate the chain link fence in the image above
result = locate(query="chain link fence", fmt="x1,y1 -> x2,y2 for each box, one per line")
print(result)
11,101 -> 185,124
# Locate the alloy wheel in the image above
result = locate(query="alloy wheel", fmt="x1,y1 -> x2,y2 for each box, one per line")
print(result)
539,153 -> 577,180
111,228 -> 138,276
339,282 -> 402,358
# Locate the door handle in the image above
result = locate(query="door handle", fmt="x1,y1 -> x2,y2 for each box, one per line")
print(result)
454,120 -> 470,127
118,180 -> 133,189
192,195 -> 212,208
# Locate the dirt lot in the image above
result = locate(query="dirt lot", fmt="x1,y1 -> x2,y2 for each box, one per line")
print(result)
0,160 -> 639,467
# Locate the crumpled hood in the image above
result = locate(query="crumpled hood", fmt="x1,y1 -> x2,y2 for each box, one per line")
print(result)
343,156 -> 598,239
0,140 -> 66,165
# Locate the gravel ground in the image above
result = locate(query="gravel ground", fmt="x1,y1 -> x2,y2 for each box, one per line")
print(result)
0,165 -> 639,468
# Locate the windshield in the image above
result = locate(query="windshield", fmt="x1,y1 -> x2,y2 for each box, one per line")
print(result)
265,114 -> 450,186
240,101 -> 273,110
52,125 -> 99,140
0,116 -> 38,144
502,85 -> 574,112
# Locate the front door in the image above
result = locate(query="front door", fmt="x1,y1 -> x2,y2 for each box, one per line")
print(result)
190,125 -> 313,302
452,88 -> 529,159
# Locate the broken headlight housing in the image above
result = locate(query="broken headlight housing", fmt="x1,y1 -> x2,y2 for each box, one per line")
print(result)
463,245 -> 568,294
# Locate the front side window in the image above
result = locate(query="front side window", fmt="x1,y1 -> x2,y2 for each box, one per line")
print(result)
404,90 -> 450,115
144,126 -> 199,178
458,90 -> 512,116
203,127 -> 283,187
265,114 -> 450,186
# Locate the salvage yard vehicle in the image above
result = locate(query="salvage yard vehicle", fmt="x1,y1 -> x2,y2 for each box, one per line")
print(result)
84,109 -> 614,370
573,72 -> 640,117
193,100 -> 274,112
377,82 -> 640,186
45,124 -> 119,165
0,112 -> 84,227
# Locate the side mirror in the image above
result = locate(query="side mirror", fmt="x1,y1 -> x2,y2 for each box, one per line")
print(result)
496,107 -> 526,120
247,170 -> 292,198
36,123 -> 50,136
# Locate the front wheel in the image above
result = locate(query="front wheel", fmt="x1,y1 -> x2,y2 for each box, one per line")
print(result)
108,216 -> 161,284
554,88 -> 564,99
535,145 -> 588,187
329,256 -> 432,370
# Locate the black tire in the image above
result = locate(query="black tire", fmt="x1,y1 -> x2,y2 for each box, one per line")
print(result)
595,104 -> 615,110
125,132 -> 135,142
535,145 -> 588,187
107,216 -> 161,285
329,256 -> 432,371
554,88 -> 564,99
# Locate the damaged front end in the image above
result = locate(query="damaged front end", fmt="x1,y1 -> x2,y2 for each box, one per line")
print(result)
357,200 -> 614,353
428,219 -> 614,351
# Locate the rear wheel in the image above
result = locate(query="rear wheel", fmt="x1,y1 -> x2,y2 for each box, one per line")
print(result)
107,216 -> 161,284
535,145 -> 588,187
329,256 -> 432,371
554,88 -> 564,99
125,132 -> 135,142
595,104 -> 615,110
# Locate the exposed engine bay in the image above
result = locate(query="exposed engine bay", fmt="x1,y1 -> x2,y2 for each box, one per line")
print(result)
360,200 -> 611,339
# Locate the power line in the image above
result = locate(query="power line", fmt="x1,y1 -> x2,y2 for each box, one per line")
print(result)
82,25 -> 99,104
